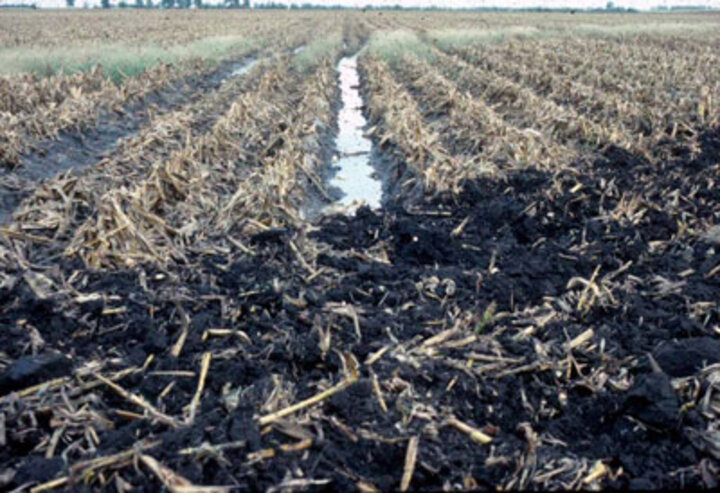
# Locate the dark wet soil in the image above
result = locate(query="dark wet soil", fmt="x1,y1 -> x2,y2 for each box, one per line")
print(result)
0,57 -> 256,225
0,128 -> 718,490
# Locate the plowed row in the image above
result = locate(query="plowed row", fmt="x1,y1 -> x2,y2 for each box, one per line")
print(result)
0,11 -> 719,492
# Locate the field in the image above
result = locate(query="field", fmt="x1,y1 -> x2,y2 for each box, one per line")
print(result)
1,8 -> 719,491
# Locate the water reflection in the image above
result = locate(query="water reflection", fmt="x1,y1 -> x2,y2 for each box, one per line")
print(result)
328,56 -> 382,209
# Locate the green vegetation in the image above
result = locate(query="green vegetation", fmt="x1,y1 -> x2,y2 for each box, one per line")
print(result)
425,20 -> 719,49
0,35 -> 258,81
363,30 -> 433,62
426,26 -> 541,50
474,302 -> 497,334
291,31 -> 343,72
566,21 -> 720,36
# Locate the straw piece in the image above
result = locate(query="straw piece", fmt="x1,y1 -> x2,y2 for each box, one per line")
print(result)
93,373 -> 179,428
447,417 -> 493,445
400,436 -> 420,492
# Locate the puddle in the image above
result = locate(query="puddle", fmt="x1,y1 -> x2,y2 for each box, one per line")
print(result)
231,58 -> 257,77
327,56 -> 382,210
221,58 -> 257,82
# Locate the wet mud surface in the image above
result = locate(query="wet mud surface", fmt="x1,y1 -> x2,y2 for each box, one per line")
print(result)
1,127 -> 718,490
0,56 -> 257,225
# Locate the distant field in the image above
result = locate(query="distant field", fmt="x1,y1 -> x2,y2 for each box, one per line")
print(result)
1,9 -> 719,492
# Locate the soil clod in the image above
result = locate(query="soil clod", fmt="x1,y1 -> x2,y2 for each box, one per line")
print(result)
0,353 -> 73,396
624,372 -> 680,431
652,337 -> 720,377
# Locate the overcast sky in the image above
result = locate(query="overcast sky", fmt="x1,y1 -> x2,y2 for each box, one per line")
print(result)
9,0 -> 720,9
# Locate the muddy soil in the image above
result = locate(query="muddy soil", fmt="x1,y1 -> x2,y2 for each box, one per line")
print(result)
0,56 -> 257,224
1,125 -> 718,490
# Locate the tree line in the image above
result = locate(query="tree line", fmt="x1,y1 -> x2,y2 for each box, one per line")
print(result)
65,0 -> 250,7
44,0 -> 720,11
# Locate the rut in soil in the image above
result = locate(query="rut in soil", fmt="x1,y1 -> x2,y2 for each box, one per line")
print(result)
327,54 -> 383,212
0,56 -> 259,225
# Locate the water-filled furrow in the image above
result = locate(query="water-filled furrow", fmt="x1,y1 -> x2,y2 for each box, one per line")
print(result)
327,55 -> 382,210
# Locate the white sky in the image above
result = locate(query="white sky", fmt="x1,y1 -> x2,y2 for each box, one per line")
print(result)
8,0 -> 720,9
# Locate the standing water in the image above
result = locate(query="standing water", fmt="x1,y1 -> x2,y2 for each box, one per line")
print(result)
220,58 -> 258,83
230,58 -> 257,77
328,56 -> 383,209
